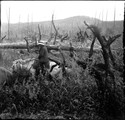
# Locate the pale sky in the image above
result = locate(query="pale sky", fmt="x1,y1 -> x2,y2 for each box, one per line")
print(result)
1,1 -> 124,24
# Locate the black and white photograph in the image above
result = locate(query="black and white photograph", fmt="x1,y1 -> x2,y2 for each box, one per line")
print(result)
0,1 -> 124,119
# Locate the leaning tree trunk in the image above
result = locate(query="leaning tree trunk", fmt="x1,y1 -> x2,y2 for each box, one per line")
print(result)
0,36 -> 6,62
0,51 -> 2,61
84,21 -> 121,91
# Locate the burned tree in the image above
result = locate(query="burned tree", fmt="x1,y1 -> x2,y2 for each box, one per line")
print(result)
0,35 -> 6,62
48,14 -> 69,45
84,21 -> 121,90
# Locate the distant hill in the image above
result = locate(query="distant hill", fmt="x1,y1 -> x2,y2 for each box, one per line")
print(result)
1,15 -> 123,33
1,16 -> 123,48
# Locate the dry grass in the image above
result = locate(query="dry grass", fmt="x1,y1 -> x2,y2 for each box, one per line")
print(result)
0,48 -> 124,119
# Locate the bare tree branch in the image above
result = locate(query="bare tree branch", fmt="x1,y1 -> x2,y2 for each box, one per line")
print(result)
58,47 -> 66,66
102,36 -> 108,43
52,14 -> 58,45
24,37 -> 30,52
47,33 -> 53,44
7,8 -> 10,40
107,34 -> 121,46
84,21 -> 107,46
84,21 -> 118,89
49,57 -> 61,66
49,64 -> 58,72
52,14 -> 58,35
69,42 -> 74,58
84,21 -> 95,34
38,24 -> 42,42
60,33 -> 69,42
77,25 -> 85,42
83,31 -> 89,39
51,14 -> 69,44
89,36 -> 96,58
58,46 -> 66,75
1,35 -> 6,42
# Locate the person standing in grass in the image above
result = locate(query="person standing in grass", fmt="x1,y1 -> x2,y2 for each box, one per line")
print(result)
33,44 -> 50,78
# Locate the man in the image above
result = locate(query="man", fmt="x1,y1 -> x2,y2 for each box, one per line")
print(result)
33,45 -> 50,77
38,45 -> 50,69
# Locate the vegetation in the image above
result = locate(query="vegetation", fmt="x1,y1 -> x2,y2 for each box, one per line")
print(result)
0,16 -> 124,119
0,48 -> 124,120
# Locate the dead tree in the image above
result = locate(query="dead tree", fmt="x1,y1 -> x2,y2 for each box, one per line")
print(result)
7,8 -> 10,40
51,14 -> 69,44
38,24 -> 42,42
84,21 -> 121,90
88,35 -> 96,58
77,25 -> 85,42
1,35 -> 6,42
24,37 -> 30,53
58,46 -> 67,75
0,51 -> 2,61
0,36 -> 6,61
52,14 -> 58,45
60,33 -> 69,42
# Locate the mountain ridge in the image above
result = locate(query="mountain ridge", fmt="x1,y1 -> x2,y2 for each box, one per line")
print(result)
1,15 -> 123,49
1,15 -> 123,40
1,15 -> 123,26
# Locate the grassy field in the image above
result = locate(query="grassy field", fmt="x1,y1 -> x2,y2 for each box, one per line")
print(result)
0,45 -> 124,120
0,16 -> 124,119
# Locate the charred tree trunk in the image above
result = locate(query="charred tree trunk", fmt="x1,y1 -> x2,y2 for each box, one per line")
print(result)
0,52 -> 2,61
0,36 -> 6,62
84,21 -> 121,92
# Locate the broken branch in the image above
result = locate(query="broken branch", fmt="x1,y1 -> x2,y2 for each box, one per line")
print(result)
89,36 -> 96,58
60,33 -> 69,42
1,35 -> 6,42
84,21 -> 106,46
38,24 -> 42,42
107,34 -> 121,46
52,14 -> 58,45
58,46 -> 66,74
24,37 -> 30,52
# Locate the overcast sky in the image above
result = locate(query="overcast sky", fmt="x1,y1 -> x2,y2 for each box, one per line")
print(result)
1,1 -> 124,24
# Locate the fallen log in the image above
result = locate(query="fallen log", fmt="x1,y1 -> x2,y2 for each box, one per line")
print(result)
0,42 -> 101,53
0,42 -> 123,53
0,42 -> 36,49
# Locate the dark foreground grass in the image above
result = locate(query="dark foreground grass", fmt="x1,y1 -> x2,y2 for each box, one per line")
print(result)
0,49 -> 124,120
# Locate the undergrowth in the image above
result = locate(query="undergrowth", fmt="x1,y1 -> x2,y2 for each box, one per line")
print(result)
0,49 -> 124,120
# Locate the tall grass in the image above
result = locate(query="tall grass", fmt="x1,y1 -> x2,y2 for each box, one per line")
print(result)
0,48 -> 124,119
